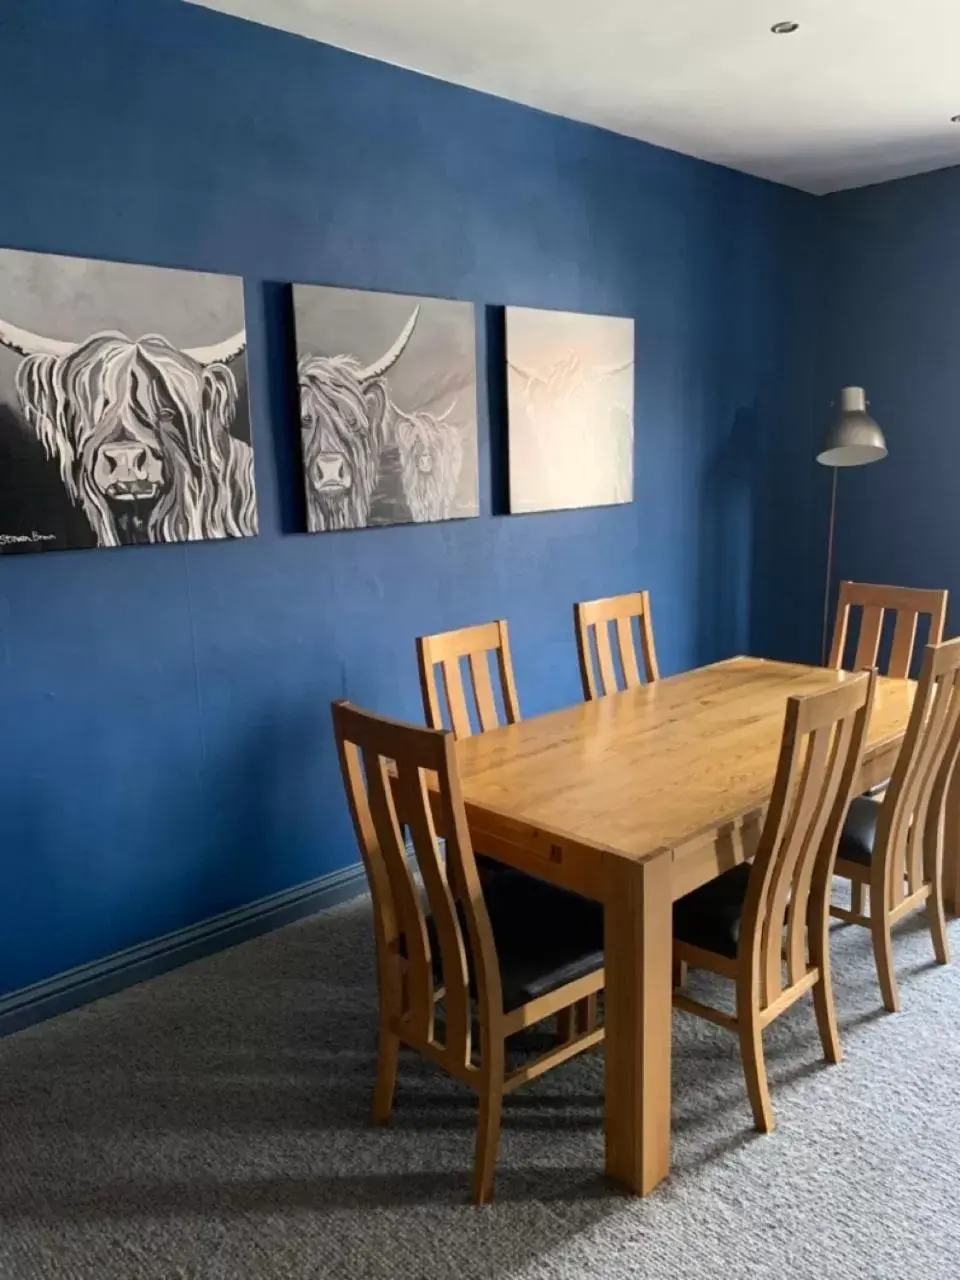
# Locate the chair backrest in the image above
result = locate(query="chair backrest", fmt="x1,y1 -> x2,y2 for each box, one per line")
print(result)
332,701 -> 501,1070
741,670 -> 876,1008
416,620 -> 520,739
574,591 -> 659,700
874,636 -> 960,910
829,581 -> 947,678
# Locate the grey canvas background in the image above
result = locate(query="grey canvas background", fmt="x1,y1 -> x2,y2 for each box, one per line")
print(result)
292,285 -> 479,521
0,248 -> 251,552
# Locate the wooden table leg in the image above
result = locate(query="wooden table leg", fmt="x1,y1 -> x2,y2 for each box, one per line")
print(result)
603,848 -> 673,1196
945,765 -> 960,916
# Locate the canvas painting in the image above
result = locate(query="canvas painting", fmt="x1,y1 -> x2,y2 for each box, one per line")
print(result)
292,285 -> 479,532
0,248 -> 256,553
505,306 -> 635,514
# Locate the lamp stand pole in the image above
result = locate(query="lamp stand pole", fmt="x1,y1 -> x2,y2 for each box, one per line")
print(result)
820,466 -> 838,665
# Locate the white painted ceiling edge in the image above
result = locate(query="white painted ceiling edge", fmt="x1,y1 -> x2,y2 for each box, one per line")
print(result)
186,0 -> 960,194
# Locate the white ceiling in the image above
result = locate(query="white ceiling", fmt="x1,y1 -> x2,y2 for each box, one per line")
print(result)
188,0 -> 960,194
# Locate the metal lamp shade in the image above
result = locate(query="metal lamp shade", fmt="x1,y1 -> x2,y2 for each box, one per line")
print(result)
816,387 -> 888,467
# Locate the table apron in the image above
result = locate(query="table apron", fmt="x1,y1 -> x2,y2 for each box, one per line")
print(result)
460,740 -> 901,905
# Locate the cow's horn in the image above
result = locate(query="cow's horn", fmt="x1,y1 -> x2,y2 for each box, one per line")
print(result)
183,329 -> 247,366
599,359 -> 634,377
0,317 -> 76,359
358,306 -> 420,382
508,360 -> 534,381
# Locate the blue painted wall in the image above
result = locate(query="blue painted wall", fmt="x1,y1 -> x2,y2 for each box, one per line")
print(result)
822,167 -> 960,638
0,0 -> 822,998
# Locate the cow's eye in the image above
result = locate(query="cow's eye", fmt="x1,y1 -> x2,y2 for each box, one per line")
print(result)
157,408 -> 176,425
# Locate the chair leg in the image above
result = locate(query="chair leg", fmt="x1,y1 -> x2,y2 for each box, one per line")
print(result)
672,958 -> 688,990
473,1060 -> 505,1205
927,884 -> 950,966
811,956 -> 842,1066
924,820 -> 951,966
557,1007 -> 576,1042
373,1014 -> 401,1123
870,908 -> 900,1014
736,999 -> 774,1133
808,890 -> 842,1065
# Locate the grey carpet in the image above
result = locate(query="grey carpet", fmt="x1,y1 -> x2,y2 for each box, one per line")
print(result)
2,891 -> 959,1280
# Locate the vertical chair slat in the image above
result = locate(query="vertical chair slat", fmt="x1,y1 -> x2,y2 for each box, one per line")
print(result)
615,615 -> 641,689
396,758 -> 472,1066
763,727 -> 829,1001
853,605 -> 884,670
923,671 -> 960,905
753,703 -> 805,1006
888,611 -> 919,679
786,719 -> 850,986
595,623 -> 618,697
828,601 -> 850,670
469,649 -> 500,733
901,684 -> 950,898
442,658 -> 474,740
363,748 -> 436,1042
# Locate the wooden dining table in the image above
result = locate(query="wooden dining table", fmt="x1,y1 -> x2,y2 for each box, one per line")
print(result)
451,656 -> 917,1197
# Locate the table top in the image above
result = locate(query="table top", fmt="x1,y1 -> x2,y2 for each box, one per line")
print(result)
455,657 -> 915,861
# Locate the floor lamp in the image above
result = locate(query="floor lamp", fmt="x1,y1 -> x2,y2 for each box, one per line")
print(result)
816,387 -> 888,664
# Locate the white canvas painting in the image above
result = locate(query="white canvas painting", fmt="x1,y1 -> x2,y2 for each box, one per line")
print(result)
506,307 -> 635,514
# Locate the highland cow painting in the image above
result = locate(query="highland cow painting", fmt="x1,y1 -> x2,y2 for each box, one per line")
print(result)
291,285 -> 478,533
0,247 -> 257,553
506,306 -> 635,514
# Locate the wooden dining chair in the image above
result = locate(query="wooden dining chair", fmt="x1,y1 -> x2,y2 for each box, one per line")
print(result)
332,701 -> 605,1204
829,581 -> 947,678
672,670 -> 876,1133
828,580 -> 947,921
417,619 -> 520,738
831,638 -> 960,1012
574,590 -> 659,700
417,618 -> 599,1038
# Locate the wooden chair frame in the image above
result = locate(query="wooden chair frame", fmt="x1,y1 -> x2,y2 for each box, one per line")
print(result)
418,618 -> 597,1042
674,670 -> 876,1132
332,700 -> 604,1204
832,639 -> 960,1011
417,620 -> 520,738
829,581 -> 947,678
574,591 -> 659,700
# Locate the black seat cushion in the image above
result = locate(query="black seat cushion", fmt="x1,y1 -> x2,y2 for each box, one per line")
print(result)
475,853 -> 514,884
422,870 -> 603,1012
672,862 -> 752,959
838,794 -> 881,867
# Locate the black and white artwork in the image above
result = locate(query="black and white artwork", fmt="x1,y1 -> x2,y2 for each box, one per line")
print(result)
292,285 -> 479,532
506,306 -> 635,514
0,247 -> 257,553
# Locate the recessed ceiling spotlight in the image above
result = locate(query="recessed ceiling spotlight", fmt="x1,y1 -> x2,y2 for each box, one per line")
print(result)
771,21 -> 799,33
